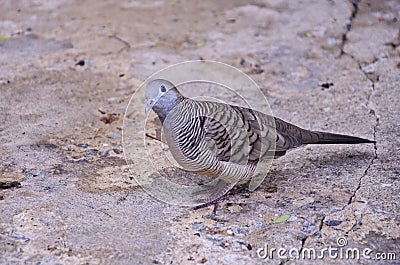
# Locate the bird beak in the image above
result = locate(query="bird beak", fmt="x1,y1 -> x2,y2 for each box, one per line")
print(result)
145,100 -> 152,114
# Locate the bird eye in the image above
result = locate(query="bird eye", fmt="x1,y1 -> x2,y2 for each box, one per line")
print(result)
160,85 -> 167,92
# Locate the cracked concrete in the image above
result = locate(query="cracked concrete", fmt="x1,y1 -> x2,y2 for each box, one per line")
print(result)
339,0 -> 361,55
1,0 -> 399,264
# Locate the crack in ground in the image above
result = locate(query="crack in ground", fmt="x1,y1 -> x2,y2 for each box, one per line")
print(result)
284,1 -> 382,259
346,103 -> 378,208
292,0 -> 380,254
332,57 -> 379,236
280,215 -> 326,265
343,56 -> 380,208
286,2 -> 366,258
350,213 -> 363,232
336,0 -> 379,211
343,64 -> 379,232
339,0 -> 361,55
333,54 -> 379,231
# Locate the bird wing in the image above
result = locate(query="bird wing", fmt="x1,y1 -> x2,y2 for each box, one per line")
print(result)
202,103 -> 288,163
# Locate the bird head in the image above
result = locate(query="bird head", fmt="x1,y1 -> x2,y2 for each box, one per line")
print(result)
145,79 -> 176,114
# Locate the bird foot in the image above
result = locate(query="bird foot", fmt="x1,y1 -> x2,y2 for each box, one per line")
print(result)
193,194 -> 227,215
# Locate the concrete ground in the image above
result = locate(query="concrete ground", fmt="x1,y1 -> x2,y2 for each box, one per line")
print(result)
1,0 -> 399,264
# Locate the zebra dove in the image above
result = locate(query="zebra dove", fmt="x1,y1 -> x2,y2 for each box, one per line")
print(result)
145,79 -> 374,208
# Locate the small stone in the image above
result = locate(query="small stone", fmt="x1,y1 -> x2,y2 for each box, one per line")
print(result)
84,149 -> 99,156
191,222 -> 203,231
298,231 -> 308,240
320,82 -> 334,89
110,133 -> 122,140
99,149 -> 110,158
112,149 -> 123,154
75,60 -> 85,66
206,235 -> 223,244
236,227 -> 248,234
302,221 -> 316,232
203,214 -> 229,222
0,181 -> 21,189
324,220 -> 342,227
311,231 -> 322,238
326,37 -> 340,47
362,64 -> 375,74
76,143 -> 88,148
100,114 -> 119,124
241,244 -> 249,251
255,221 -> 267,228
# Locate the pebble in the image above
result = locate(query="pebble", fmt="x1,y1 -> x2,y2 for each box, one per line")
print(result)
234,239 -> 244,244
324,220 -> 342,227
326,37 -> 340,47
203,215 -> 229,222
297,230 -> 308,240
75,60 -> 85,66
302,220 -> 316,233
83,149 -> 99,156
11,235 -> 30,243
191,222 -> 203,231
241,244 -> 250,251
100,149 -> 110,158
110,133 -> 122,140
362,64 -> 375,74
255,221 -> 267,228
112,149 -> 123,154
206,235 -> 224,244
311,231 -> 322,238
0,181 -> 21,189
236,227 -> 248,234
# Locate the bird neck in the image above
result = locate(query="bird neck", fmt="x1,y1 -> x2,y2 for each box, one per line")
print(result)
152,88 -> 186,124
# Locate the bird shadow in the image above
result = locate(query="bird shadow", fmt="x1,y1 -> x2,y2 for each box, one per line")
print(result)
231,150 -> 375,195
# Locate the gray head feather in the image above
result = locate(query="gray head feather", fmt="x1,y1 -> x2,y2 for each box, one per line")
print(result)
145,79 -> 185,123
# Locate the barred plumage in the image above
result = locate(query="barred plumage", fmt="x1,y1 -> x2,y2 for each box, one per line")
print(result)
145,79 -> 375,204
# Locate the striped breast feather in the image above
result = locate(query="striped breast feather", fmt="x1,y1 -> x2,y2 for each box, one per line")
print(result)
163,100 -> 223,174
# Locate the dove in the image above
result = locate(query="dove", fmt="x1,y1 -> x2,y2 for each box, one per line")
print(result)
145,79 -> 374,210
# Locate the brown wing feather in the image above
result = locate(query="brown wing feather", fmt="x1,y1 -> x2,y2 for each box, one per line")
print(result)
202,104 -> 283,163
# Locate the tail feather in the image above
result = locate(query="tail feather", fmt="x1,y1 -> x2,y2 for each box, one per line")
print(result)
302,131 -> 375,145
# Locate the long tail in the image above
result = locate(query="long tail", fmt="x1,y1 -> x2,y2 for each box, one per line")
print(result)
302,131 -> 375,145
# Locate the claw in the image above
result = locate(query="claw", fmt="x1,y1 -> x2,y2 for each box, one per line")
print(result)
193,193 -> 228,214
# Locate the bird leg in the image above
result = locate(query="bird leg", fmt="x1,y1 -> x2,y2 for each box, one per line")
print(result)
193,193 -> 228,214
